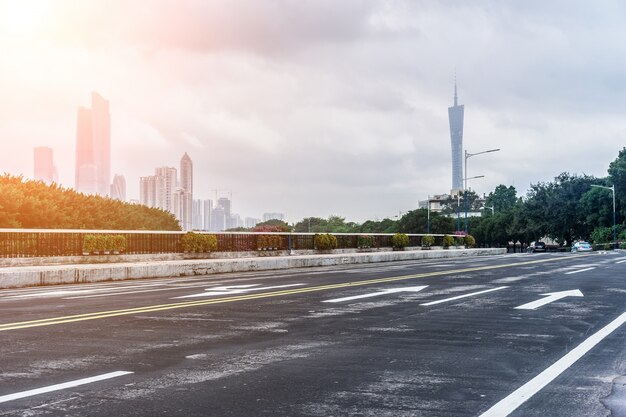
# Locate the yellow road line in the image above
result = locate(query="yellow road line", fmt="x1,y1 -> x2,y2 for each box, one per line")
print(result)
0,254 -> 590,332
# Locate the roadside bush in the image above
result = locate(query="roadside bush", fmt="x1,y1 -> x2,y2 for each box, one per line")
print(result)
112,235 -> 127,252
83,234 -> 97,253
443,235 -> 454,249
422,235 -> 435,248
357,235 -> 374,249
257,234 -> 282,250
95,235 -> 108,253
391,233 -> 409,249
620,242 -> 626,249
454,236 -> 464,247
590,226 -> 613,244
314,233 -> 338,250
464,234 -> 476,248
181,232 -> 218,252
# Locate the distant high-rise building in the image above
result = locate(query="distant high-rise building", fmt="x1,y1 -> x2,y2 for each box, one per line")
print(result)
179,153 -> 193,231
211,205 -> 226,231
173,188 -> 192,231
75,92 -> 111,196
263,212 -> 285,222
139,176 -> 157,207
110,174 -> 126,201
33,147 -> 55,184
448,80 -> 464,193
245,217 -> 261,228
192,199 -> 204,230
203,200 -> 213,231
155,167 -> 177,213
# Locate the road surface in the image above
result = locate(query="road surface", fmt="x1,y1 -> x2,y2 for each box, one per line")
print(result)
0,252 -> 625,416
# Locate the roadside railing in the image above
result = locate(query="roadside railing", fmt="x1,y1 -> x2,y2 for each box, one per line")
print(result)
0,229 -> 446,258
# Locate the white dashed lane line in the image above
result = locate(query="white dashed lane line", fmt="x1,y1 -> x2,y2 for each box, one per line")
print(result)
0,371 -> 133,404
564,267 -> 595,275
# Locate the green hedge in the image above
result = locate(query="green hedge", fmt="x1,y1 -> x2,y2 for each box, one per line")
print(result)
357,235 -> 374,249
83,234 -> 127,254
314,233 -> 338,250
391,233 -> 409,249
181,232 -> 218,253
257,234 -> 282,250
422,235 -> 435,248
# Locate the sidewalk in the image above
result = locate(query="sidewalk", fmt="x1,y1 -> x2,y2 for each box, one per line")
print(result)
0,248 -> 506,289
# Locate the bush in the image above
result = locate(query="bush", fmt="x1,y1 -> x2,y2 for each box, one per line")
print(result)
454,236 -> 464,247
83,234 -> 97,253
620,242 -> 626,249
422,235 -> 435,248
357,235 -> 374,249
314,233 -> 338,250
464,234 -> 476,248
391,233 -> 409,249
112,235 -> 127,252
590,226 -> 613,244
181,232 -> 218,253
257,234 -> 282,250
95,235 -> 108,252
443,235 -> 454,249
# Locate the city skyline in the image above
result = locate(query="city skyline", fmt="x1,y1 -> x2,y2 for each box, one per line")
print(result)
1,2 -> 625,222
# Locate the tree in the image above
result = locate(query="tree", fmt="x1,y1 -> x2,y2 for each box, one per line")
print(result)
485,185 -> 518,212
608,147 -> 626,219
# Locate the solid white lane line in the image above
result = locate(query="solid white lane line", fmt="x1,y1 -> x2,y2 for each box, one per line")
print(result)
420,286 -> 509,306
564,267 -> 595,275
616,259 -> 626,264
0,371 -> 133,404
479,311 -> 626,417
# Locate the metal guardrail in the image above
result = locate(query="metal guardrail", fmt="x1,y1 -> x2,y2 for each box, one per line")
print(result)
0,229 -> 446,258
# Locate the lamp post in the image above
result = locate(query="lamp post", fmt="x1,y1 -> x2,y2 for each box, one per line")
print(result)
464,148 -> 500,232
462,174 -> 485,233
590,184 -> 616,248
481,205 -> 495,215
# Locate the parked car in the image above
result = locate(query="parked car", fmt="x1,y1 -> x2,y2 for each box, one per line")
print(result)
529,241 -> 547,253
571,241 -> 593,252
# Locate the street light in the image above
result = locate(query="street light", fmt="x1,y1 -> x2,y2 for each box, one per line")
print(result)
481,205 -> 495,215
590,184 -> 616,248
464,148 -> 500,232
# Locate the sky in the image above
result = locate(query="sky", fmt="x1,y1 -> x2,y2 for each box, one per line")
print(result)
0,0 -> 625,223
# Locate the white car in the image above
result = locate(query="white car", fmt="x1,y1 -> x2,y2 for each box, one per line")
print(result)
571,241 -> 593,252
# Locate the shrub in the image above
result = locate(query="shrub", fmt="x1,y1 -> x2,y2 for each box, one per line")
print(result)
314,233 -> 338,250
95,235 -> 108,252
257,234 -> 282,250
201,234 -> 218,252
83,234 -> 97,253
620,242 -> 626,249
357,235 -> 374,249
391,233 -> 409,249
443,235 -> 454,248
182,232 -> 219,252
454,236 -> 464,246
422,235 -> 435,248
590,226 -> 613,244
464,234 -> 476,248
112,235 -> 127,252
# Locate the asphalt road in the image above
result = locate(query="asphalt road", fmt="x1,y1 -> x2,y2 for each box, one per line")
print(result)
0,251 -> 625,416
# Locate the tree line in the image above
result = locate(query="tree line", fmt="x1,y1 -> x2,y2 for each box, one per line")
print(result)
0,175 -> 180,230
234,148 -> 626,247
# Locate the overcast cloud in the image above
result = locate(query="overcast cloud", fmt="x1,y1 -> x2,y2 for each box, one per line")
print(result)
0,0 -> 625,222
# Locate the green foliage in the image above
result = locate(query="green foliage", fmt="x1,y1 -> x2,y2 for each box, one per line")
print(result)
422,235 -> 435,248
357,235 -> 374,249
620,242 -> 626,249
252,220 -> 291,232
294,216 -> 360,233
391,233 -> 409,249
590,227 -> 613,244
112,235 -> 127,252
464,234 -> 476,248
0,175 -> 179,230
454,236 -> 464,246
181,232 -> 218,252
443,235 -> 454,248
83,235 -> 97,253
313,233 -> 338,250
257,234 -> 282,250
485,185 -> 518,212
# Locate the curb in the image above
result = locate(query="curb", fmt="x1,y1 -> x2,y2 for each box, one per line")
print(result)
0,248 -> 506,289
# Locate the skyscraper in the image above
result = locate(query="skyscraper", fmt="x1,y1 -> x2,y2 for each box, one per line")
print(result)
139,176 -> 157,207
448,81 -> 464,193
179,153 -> 193,231
110,174 -> 126,201
75,92 -> 111,196
155,167 -> 177,213
33,147 -> 55,184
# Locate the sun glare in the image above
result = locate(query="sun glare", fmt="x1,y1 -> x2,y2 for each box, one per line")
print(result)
0,0 -> 50,37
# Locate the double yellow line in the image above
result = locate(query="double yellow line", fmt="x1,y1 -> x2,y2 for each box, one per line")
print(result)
0,254 -> 589,332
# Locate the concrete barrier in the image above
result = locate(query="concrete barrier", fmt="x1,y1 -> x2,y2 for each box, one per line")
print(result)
0,248 -> 506,289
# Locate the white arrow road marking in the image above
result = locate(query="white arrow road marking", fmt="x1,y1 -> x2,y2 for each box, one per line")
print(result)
514,290 -> 584,310
173,283 -> 304,299
323,286 -> 428,303
420,286 -> 509,306
480,311 -> 626,417
565,267 -> 595,275
0,371 -> 133,404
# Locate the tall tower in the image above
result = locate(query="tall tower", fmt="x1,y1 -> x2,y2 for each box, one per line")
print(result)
448,80 -> 464,194
75,92 -> 111,196
179,153 -> 193,231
